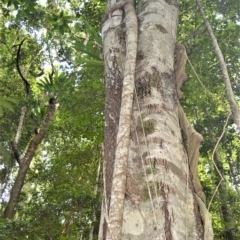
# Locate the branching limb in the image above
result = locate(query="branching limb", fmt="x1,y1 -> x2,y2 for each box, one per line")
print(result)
11,38 -> 31,166
3,101 -> 59,219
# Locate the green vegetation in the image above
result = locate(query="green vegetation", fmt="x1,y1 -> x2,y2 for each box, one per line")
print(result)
0,0 -> 239,239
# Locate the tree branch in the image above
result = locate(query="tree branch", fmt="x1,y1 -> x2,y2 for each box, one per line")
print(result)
16,37 -> 30,97
3,102 -> 59,219
196,0 -> 240,133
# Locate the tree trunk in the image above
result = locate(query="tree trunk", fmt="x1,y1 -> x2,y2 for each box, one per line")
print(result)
100,0 -> 212,239
100,0 -> 128,238
2,104 -> 58,219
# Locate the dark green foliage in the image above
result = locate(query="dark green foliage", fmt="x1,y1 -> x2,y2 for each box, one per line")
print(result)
178,0 -> 240,238
0,0 -> 104,238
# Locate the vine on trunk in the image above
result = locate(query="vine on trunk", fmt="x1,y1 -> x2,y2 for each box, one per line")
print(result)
102,0 -> 138,239
175,43 -> 213,240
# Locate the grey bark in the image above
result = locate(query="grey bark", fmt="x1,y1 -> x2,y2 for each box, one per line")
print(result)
100,0 -> 209,239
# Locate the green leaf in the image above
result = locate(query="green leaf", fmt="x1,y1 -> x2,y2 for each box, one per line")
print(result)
37,76 -> 54,91
60,10 -> 64,18
0,96 -> 17,114
84,22 -> 102,46
74,42 -> 101,60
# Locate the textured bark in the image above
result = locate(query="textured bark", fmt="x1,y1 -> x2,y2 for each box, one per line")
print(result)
100,0 -> 125,238
3,104 -> 58,219
101,0 -> 138,239
121,1 -> 203,238
178,102 -> 205,202
101,0 -> 208,239
105,1 -> 137,239
100,1 -> 126,238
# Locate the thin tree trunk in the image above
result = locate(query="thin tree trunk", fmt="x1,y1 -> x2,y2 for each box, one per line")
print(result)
2,103 -> 58,219
196,0 -> 240,132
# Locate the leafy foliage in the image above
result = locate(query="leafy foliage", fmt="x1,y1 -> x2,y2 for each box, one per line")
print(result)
178,0 -> 240,238
0,0 -> 104,238
0,0 -> 239,239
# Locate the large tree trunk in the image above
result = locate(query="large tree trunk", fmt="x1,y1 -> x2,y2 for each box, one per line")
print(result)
100,0 -> 212,239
